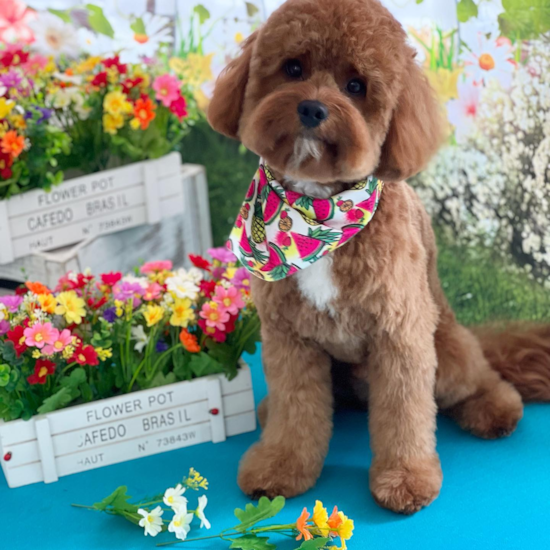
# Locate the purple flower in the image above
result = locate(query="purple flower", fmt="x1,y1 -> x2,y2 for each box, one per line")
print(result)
232,267 -> 251,291
25,106 -> 53,124
208,247 -> 237,264
156,340 -> 169,353
0,320 -> 9,336
0,295 -> 23,313
103,307 -> 117,323
0,69 -> 23,91
113,282 -> 145,302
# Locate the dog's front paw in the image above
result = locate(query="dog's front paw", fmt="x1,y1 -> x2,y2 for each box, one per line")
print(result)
370,455 -> 442,515
238,442 -> 322,499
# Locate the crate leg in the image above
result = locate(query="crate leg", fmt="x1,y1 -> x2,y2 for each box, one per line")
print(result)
35,417 -> 59,484
206,378 -> 226,443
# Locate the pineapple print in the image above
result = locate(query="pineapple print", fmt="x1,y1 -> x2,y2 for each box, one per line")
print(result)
299,212 -> 318,226
337,199 -> 354,212
351,179 -> 367,190
252,203 -> 266,243
278,211 -> 293,231
240,203 -> 251,220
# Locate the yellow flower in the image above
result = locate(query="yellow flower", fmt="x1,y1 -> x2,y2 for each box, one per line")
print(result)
143,304 -> 165,327
55,291 -> 87,325
75,56 -> 102,74
9,113 -> 26,130
235,32 -> 244,43
38,293 -> 57,314
62,344 -> 75,359
0,98 -> 15,119
103,112 -> 125,135
169,53 -> 214,89
132,66 -> 150,88
130,117 -> 141,130
169,298 -> 195,328
103,91 -> 132,116
32,350 -> 42,359
185,468 -> 208,490
114,300 -> 124,318
96,347 -> 113,361
224,267 -> 237,280
312,501 -> 329,534
336,512 -> 354,550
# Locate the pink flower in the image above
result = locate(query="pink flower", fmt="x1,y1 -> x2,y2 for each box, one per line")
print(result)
140,260 -> 173,274
446,82 -> 481,143
0,0 -> 36,44
43,329 -> 72,355
152,74 -> 181,107
213,285 -> 245,315
22,54 -> 48,75
23,322 -> 57,349
143,282 -> 163,301
208,247 -> 237,264
232,267 -> 251,291
170,95 -> 188,120
199,301 -> 230,331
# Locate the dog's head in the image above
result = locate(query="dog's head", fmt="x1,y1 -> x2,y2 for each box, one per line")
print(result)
207,0 -> 443,184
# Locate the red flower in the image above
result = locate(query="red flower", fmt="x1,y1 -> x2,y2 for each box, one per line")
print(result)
27,359 -> 56,385
121,76 -> 144,95
189,254 -> 212,271
91,71 -> 108,87
87,296 -> 107,310
56,272 -> 93,292
0,151 -> 13,179
71,344 -> 99,366
103,55 -> 127,74
169,95 -> 188,121
0,49 -> 29,68
100,272 -> 122,286
15,285 -> 27,296
199,280 -> 216,298
198,318 -> 227,343
7,325 -> 27,357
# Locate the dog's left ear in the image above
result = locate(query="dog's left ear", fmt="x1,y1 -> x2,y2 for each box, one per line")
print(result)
207,31 -> 258,140
376,55 -> 444,181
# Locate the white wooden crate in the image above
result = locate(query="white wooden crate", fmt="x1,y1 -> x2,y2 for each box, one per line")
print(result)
0,365 -> 256,488
0,163 -> 212,288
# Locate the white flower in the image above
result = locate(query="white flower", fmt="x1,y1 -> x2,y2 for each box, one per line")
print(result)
131,325 -> 149,352
163,484 -> 188,509
78,27 -> 116,56
196,495 -> 211,530
165,275 -> 199,300
111,13 -> 173,64
122,275 -> 149,289
0,304 -> 6,322
446,82 -> 481,142
138,506 -> 164,537
29,12 -> 79,57
168,504 -> 194,541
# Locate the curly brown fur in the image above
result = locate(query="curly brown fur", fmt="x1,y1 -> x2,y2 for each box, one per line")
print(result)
208,0 -> 550,514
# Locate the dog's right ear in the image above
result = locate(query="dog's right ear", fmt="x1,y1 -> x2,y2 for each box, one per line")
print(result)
207,32 -> 258,140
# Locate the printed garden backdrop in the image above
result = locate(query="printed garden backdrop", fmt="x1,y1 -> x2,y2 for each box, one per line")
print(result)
2,0 -> 550,324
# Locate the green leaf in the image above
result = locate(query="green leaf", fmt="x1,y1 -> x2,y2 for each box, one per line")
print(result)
61,368 -> 87,389
130,16 -> 146,35
457,0 -> 479,22
0,365 -> 10,387
230,535 -> 276,550
295,539 -> 330,550
37,387 -> 79,414
48,8 -> 72,23
93,486 -> 135,512
416,0 -> 425,3
245,2 -> 260,17
234,496 -> 286,532
189,352 -> 224,377
193,4 -> 211,24
86,4 -> 114,38
499,0 -> 550,40
146,371 -> 177,388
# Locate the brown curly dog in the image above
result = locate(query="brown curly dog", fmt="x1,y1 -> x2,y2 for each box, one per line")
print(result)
207,0 -> 550,514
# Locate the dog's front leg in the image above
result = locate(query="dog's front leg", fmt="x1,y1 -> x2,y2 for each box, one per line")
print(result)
366,294 -> 442,514
238,328 -> 333,499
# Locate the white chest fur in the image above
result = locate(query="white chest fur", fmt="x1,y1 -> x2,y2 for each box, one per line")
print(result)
295,255 -> 339,314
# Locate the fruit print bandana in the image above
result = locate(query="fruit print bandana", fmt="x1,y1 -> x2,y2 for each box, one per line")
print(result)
227,163 -> 384,282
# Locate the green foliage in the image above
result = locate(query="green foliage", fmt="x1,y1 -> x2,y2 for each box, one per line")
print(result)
48,8 -> 72,23
229,535 -> 276,550
194,4 -> 211,24
499,0 -> 550,40
93,486 -> 136,513
86,4 -> 115,38
0,364 -> 10,387
245,2 -> 260,17
457,0 -> 479,23
234,496 -> 286,533
295,539 -> 331,550
189,352 -> 225,377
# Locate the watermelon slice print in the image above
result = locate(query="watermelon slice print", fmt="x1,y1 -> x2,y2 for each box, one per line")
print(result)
263,189 -> 284,224
239,229 -> 253,256
285,190 -> 302,206
260,243 -> 286,272
245,179 -> 256,200
312,199 -> 335,222
291,232 -> 325,262
339,224 -> 364,245
258,167 -> 268,194
356,193 -> 378,213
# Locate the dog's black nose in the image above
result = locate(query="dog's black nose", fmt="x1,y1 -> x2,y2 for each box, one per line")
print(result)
297,100 -> 329,128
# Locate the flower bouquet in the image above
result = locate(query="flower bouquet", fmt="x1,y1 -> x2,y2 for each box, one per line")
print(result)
0,248 -> 260,423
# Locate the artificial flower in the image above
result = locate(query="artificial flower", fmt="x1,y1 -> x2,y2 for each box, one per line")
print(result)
196,495 -> 211,529
0,295 -> 23,313
153,74 -> 181,107
95,347 -> 113,361
166,274 -> 199,301
0,320 -> 9,336
43,328 -> 72,355
232,267 -> 251,291
199,301 -> 229,331
1,130 -> 25,158
143,282 -> 162,301
101,272 -> 123,287
170,298 -> 194,328
0,97 -> 15,119
27,359 -> 56,385
208,247 -> 237,264
131,325 -> 149,353
170,95 -> 188,120
55,291 -> 86,325
163,484 -> 188,509
140,260 -> 173,274
37,293 -> 57,314
0,151 -> 13,179
71,344 -> 99,366
197,318 -> 227,344
103,91 -> 133,116
312,500 -> 329,533
103,55 -> 127,74
103,307 -> 117,324
168,504 -> 194,541
0,304 -> 6,322
26,281 -> 51,295
199,280 -> 216,298
91,71 -> 108,88
335,511 -> 354,550
179,328 -> 200,353
103,112 -> 124,135
213,285 -> 245,316
189,254 -> 211,271
7,325 -> 27,356
29,12 -> 79,57
132,97 -> 156,130
0,0 -> 36,44
113,281 -> 144,304
296,508 -> 313,541
143,304 -> 164,327
23,322 -> 57,349
138,506 -> 164,537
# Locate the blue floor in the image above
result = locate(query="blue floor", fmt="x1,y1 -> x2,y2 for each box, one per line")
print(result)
2,347 -> 550,549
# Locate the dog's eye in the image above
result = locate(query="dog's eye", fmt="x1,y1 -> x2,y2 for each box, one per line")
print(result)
284,59 -> 303,79
346,78 -> 366,96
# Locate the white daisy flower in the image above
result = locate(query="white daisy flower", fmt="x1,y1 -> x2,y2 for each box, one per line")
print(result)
163,484 -> 188,509
165,275 -> 199,300
196,495 -> 211,530
168,504 -> 194,541
78,27 -> 116,57
29,12 -> 79,57
131,325 -> 149,353
138,506 -> 164,537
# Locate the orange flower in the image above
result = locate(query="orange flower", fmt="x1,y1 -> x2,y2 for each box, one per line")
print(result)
179,328 -> 200,353
1,130 -> 25,158
26,281 -> 52,295
132,97 -> 156,130
296,508 -> 313,542
327,506 -> 343,536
